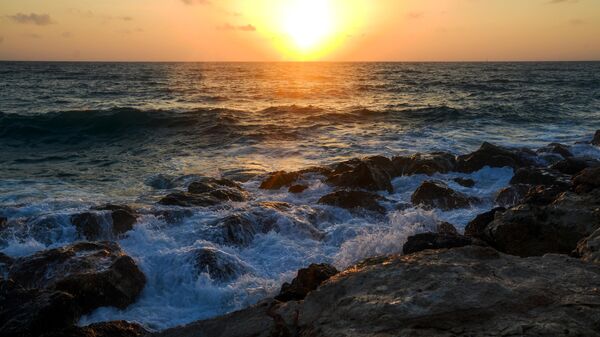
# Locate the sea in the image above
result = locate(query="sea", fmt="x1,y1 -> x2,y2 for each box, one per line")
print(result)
1,61 -> 599,330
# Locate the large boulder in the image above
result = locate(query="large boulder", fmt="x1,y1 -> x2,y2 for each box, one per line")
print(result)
160,178 -> 249,207
574,227 -> 600,263
593,130 -> 600,146
455,142 -> 537,173
152,246 -> 600,337
318,190 -> 388,214
259,171 -> 301,190
0,279 -> 78,337
464,207 -> 506,238
275,263 -> 338,302
402,232 -> 472,255
71,205 -> 137,240
193,247 -> 250,282
481,204 -> 600,257
573,167 -> 600,193
210,214 -> 276,247
509,167 -> 571,188
536,143 -> 572,158
392,152 -> 456,176
411,180 -> 478,210
326,158 -> 394,192
159,192 -> 225,207
550,157 -> 600,175
495,184 -> 529,208
7,242 -> 146,313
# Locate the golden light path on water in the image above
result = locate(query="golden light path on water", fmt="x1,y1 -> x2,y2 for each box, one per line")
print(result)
236,0 -> 374,60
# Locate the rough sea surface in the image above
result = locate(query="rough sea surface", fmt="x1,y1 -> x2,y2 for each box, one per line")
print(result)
1,62 -> 600,330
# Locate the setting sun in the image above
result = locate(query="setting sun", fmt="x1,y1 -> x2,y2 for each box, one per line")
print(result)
280,0 -> 335,53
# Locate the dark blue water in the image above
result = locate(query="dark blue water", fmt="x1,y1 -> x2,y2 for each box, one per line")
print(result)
1,62 -> 599,330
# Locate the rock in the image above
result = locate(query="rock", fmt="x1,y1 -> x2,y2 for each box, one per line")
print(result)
275,263 -> 338,302
211,214 -> 275,247
159,192 -> 223,207
95,205 -> 138,236
455,142 -> 537,173
326,158 -> 393,193
464,207 -> 506,238
256,201 -> 292,211
194,247 -> 250,282
0,217 -> 6,230
318,190 -> 388,214
153,246 -> 600,337
402,232 -> 472,255
71,206 -> 137,240
573,167 -> 600,193
453,177 -> 475,187
509,167 -> 570,187
593,130 -> 600,146
392,152 -> 456,176
7,242 -> 146,313
188,178 -> 242,193
0,279 -> 78,337
481,204 -> 600,257
288,184 -> 308,194
495,184 -> 529,207
0,253 -> 13,273
41,321 -> 148,337
411,180 -> 478,210
551,157 -> 600,175
536,143 -> 573,158
436,222 -> 458,235
259,171 -> 301,190
574,227 -> 600,263
523,185 -> 566,205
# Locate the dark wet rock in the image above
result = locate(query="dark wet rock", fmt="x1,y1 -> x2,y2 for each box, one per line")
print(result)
523,185 -> 566,205
553,188 -> 600,209
159,192 -> 223,207
41,321 -> 148,337
326,158 -> 394,193
257,201 -> 292,211
152,209 -> 193,224
551,157 -> 600,175
0,279 -> 78,337
7,241 -> 146,314
411,180 -> 478,210
436,222 -> 458,235
0,253 -> 13,275
207,188 -> 249,202
481,204 -> 600,257
275,263 -> 338,302
453,177 -> 475,187
70,212 -> 106,241
455,142 -> 538,173
153,246 -> 600,337
402,232 -> 472,255
96,204 -> 137,235
288,184 -> 308,194
593,130 -> 600,146
464,207 -> 506,238
536,143 -> 573,158
259,171 -> 301,190
495,184 -> 529,208
392,152 -> 456,176
0,217 -> 6,230
188,178 -> 242,194
72,206 -> 137,240
574,227 -> 600,263
211,214 -> 276,247
194,247 -> 250,282
573,167 -> 600,193
318,190 -> 388,214
509,167 -> 571,188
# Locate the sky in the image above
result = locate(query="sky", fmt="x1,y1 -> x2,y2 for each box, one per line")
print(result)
0,0 -> 599,61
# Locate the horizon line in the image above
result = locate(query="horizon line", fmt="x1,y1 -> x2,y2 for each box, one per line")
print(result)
1,59 -> 600,63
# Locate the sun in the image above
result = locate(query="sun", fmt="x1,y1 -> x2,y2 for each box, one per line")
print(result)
280,0 -> 335,53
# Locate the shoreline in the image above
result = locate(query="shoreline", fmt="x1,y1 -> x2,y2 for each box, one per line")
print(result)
2,130 -> 600,336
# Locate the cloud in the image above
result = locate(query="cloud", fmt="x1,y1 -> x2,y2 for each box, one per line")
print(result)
182,0 -> 211,5
8,13 -> 54,25
217,23 -> 256,32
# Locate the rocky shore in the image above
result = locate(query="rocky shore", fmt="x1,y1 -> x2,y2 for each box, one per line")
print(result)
2,131 -> 600,336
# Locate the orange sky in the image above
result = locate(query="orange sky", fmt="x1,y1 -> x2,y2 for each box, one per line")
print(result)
0,0 -> 599,61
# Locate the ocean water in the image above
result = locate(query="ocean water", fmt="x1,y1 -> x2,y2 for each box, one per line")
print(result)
1,62 -> 600,330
